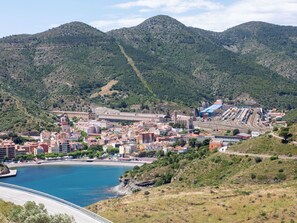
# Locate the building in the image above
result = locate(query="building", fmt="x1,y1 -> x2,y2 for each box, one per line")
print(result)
214,135 -> 241,143
236,133 -> 251,140
24,142 -> 39,154
59,140 -> 70,154
209,140 -> 223,151
51,111 -> 93,121
251,131 -> 260,138
199,100 -> 223,118
38,143 -> 49,153
16,148 -> 27,156
40,131 -> 51,143
0,140 -> 16,160
119,144 -> 137,156
34,147 -> 44,156
137,133 -> 155,144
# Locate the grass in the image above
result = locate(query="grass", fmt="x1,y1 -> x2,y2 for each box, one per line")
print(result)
88,182 -> 297,223
229,135 -> 297,156
88,151 -> 297,222
174,153 -> 297,187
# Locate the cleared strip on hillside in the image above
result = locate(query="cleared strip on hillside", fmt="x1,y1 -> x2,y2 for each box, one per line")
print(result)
91,80 -> 119,98
118,44 -> 155,95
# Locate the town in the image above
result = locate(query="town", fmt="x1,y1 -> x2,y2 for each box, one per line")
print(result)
0,100 -> 286,163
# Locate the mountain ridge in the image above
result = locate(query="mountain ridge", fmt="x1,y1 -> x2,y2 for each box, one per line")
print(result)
1,15 -> 297,131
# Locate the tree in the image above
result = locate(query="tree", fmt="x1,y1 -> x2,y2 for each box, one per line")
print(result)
106,147 -> 119,155
188,138 -> 197,148
232,129 -> 240,136
279,127 -> 292,143
72,116 -> 79,123
89,145 -> 103,151
10,201 -> 74,223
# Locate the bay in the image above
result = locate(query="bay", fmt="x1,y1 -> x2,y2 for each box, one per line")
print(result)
0,165 -> 131,206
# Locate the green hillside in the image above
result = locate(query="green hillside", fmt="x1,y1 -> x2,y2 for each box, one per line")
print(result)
1,16 -> 297,131
110,16 -> 297,108
284,109 -> 297,123
195,21 -> 297,81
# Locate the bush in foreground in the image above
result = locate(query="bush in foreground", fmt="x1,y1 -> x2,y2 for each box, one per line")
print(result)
7,201 -> 75,223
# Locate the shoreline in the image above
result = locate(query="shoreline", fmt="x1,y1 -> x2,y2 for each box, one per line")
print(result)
7,160 -> 146,168
0,169 -> 18,178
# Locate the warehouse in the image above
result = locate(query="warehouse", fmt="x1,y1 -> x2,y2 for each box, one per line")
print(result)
199,100 -> 223,118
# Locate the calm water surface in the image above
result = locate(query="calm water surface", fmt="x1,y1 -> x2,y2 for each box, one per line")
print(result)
0,165 -> 131,206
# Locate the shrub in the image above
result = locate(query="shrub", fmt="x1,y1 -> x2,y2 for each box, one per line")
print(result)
255,157 -> 263,163
270,156 -> 278,160
275,173 -> 286,181
251,173 -> 256,179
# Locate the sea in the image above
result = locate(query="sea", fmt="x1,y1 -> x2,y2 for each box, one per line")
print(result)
0,165 -> 131,206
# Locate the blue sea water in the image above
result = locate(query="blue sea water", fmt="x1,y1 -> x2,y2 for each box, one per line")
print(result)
0,165 -> 131,206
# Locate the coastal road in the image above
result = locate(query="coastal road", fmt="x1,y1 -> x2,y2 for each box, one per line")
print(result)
0,184 -> 111,223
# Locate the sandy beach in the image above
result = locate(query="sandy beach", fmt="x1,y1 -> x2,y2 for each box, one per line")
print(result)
7,160 -> 146,168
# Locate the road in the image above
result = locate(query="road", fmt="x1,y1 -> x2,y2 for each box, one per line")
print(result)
219,150 -> 297,160
0,184 -> 111,223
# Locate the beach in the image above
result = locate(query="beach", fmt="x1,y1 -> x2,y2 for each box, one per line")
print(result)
7,159 -> 147,168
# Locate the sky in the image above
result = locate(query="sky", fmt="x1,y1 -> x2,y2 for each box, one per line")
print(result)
0,0 -> 297,37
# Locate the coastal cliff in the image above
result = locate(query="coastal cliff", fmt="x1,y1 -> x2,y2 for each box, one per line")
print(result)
114,177 -> 155,196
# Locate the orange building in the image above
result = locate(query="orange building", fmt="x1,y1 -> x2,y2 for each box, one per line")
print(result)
209,140 -> 223,151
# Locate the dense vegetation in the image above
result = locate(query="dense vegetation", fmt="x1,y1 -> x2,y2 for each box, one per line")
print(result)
0,200 -> 74,223
110,16 -> 297,109
1,16 -> 297,132
284,109 -> 297,123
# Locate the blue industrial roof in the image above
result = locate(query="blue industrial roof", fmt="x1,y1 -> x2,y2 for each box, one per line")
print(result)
201,104 -> 222,113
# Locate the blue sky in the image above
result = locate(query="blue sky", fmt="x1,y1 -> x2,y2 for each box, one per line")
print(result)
1,0 -> 297,37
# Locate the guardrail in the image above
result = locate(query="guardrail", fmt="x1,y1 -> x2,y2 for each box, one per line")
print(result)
0,182 -> 112,223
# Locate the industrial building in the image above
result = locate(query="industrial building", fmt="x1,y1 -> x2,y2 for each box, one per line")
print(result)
199,100 -> 223,118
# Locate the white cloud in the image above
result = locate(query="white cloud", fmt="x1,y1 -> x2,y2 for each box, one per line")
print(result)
177,0 -> 297,31
90,0 -> 297,32
115,0 -> 223,13
89,17 -> 146,31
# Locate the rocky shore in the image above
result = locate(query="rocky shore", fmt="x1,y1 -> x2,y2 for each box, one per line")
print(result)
112,178 -> 156,196
0,164 -> 10,175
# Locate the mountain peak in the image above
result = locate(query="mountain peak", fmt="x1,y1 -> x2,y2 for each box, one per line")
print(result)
224,21 -> 279,34
137,15 -> 186,30
36,21 -> 104,38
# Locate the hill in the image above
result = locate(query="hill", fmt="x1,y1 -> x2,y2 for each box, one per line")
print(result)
1,16 -> 297,131
88,140 -> 297,222
230,124 -> 297,155
194,21 -> 297,81
110,16 -> 297,109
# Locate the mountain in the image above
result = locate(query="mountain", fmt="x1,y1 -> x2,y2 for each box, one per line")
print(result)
1,16 -> 297,131
109,16 -> 297,108
194,21 -> 297,80
0,22 -> 143,131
